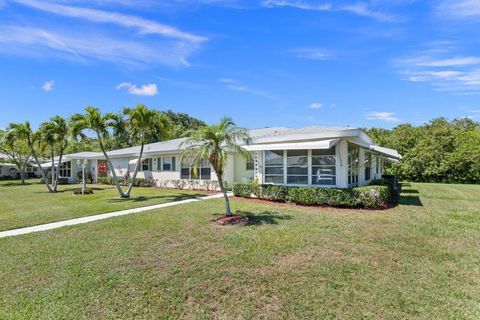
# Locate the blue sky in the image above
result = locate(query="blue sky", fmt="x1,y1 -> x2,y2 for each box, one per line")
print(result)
1,0 -> 480,130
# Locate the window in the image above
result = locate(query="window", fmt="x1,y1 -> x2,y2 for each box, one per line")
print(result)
140,159 -> 150,171
365,153 -> 371,181
200,159 -> 211,180
181,159 -> 190,179
246,156 -> 254,171
264,150 -> 284,184
287,150 -> 308,184
59,161 -> 71,177
312,148 -> 336,186
181,159 -> 211,180
348,145 -> 359,186
158,157 -> 176,171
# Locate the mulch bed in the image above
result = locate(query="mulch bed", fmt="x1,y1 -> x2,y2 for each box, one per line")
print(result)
214,214 -> 249,226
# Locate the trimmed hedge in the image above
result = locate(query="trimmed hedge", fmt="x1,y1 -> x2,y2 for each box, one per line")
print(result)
233,183 -> 391,209
97,176 -> 155,187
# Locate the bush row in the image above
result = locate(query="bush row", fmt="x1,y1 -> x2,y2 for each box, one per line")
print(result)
97,176 -> 156,187
233,182 -> 391,209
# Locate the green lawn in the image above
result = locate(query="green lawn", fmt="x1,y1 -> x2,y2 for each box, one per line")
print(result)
0,183 -> 479,319
0,180 -> 208,231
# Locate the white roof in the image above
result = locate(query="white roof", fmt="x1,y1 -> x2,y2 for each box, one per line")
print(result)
43,126 -> 401,162
244,139 -> 338,151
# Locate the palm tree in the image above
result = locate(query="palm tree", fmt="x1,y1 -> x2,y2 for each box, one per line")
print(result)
71,107 -> 127,198
38,116 -> 70,192
181,117 -> 251,216
0,130 -> 32,185
8,122 -> 53,192
122,104 -> 170,197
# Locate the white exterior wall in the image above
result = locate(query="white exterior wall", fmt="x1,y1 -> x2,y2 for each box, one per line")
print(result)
110,158 -> 130,177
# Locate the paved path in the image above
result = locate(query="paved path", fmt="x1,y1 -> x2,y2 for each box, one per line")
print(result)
0,193 -> 227,239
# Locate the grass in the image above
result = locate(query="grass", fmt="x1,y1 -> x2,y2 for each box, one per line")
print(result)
0,182 -> 479,319
0,180 -> 208,231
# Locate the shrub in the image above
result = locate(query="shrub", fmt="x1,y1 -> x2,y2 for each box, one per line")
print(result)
355,186 -> 391,208
326,188 -> 361,207
286,187 -> 324,205
234,183 -> 391,209
259,185 -> 288,202
369,178 -> 394,190
72,188 -> 94,195
233,183 -> 254,198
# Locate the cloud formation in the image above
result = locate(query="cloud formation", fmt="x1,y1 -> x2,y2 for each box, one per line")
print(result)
309,102 -> 323,109
116,82 -> 158,96
42,80 -> 54,92
261,0 -> 399,22
436,0 -> 480,18
219,78 -> 277,99
364,111 -> 400,122
293,48 -> 331,61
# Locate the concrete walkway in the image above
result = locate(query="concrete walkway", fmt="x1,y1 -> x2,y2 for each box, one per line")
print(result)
0,193 -> 227,239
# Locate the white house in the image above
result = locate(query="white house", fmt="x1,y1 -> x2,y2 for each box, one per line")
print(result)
48,126 -> 401,189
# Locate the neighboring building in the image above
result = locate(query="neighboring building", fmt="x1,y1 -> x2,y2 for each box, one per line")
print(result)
47,126 -> 401,189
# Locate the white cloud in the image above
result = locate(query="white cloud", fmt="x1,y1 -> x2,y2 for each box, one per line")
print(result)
261,0 -> 399,22
294,48 -> 331,60
364,112 -> 400,122
0,26 -> 197,66
309,102 -> 323,109
42,80 -> 54,92
436,0 -> 480,18
219,78 -> 277,100
12,0 -> 206,42
116,82 -> 158,96
403,56 -> 480,67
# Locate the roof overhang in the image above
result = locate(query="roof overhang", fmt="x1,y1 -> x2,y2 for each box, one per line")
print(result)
244,139 -> 338,151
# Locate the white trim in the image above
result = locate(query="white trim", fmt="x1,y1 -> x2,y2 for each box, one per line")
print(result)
244,139 -> 338,151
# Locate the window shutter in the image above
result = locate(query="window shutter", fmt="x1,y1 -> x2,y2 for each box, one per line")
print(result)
172,157 -> 176,171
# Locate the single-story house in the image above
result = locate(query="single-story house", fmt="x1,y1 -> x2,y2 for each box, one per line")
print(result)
0,152 -> 42,179
47,126 -> 401,189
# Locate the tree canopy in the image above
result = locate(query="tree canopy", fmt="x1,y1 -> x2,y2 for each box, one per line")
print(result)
365,118 -> 480,183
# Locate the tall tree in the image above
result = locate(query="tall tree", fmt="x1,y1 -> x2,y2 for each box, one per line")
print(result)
122,104 -> 170,197
7,122 -> 53,192
0,130 -> 32,184
181,117 -> 251,216
71,107 -> 128,198
38,116 -> 70,192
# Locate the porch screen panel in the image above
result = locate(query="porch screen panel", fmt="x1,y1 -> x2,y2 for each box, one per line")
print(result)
312,147 -> 336,186
264,150 -> 284,184
365,153 -> 371,181
181,159 -> 190,179
348,145 -> 359,186
287,150 -> 308,184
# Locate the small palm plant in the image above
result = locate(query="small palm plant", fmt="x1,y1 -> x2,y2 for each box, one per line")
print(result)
181,117 -> 251,216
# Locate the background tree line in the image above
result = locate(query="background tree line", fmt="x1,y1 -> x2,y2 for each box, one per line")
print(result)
365,117 -> 480,184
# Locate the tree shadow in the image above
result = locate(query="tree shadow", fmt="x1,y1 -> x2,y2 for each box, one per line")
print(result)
236,210 -> 293,226
107,193 -> 205,203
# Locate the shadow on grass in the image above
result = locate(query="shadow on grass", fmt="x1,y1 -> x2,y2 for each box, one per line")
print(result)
107,193 -> 206,203
237,210 -> 293,226
401,189 -> 419,194
398,184 -> 423,207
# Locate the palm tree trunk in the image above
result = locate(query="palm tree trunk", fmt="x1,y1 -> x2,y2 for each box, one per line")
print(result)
50,150 -> 55,189
125,139 -> 144,197
97,132 -> 126,198
217,174 -> 231,216
54,149 -> 64,192
31,152 -> 53,192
